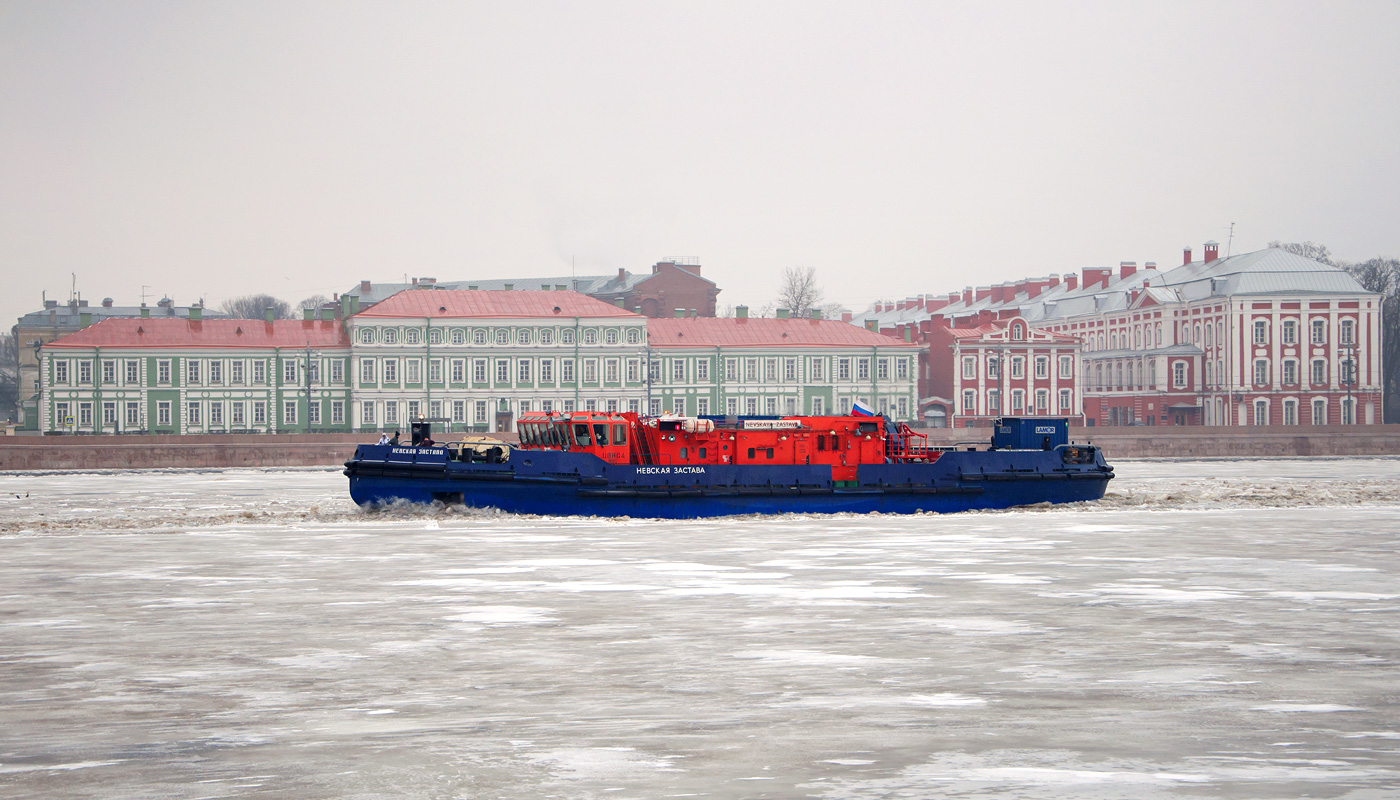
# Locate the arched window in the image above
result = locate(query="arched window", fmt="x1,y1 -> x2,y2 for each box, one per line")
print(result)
358,328 -> 375,344
450,329 -> 465,345
1252,320 -> 1268,345
605,329 -> 619,345
541,329 -> 554,345
627,329 -> 641,344
583,329 -> 598,345
495,329 -> 510,345
1311,318 -> 1327,344
519,329 -> 532,345
1254,399 -> 1269,426
428,329 -> 442,345
404,329 -> 419,345
1011,322 -> 1025,340
561,329 -> 575,345
1341,318 -> 1356,345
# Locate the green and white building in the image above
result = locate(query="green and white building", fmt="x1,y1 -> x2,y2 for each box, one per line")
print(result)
645,313 -> 921,420
38,316 -> 352,434
348,290 -> 649,433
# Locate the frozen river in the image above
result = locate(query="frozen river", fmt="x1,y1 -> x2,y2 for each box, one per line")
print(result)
2,459 -> 1398,799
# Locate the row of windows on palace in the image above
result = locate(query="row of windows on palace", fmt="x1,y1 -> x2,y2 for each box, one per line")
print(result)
960,354 -> 1075,381
52,388 -> 914,433
960,387 -> 1076,416
51,357 -> 344,387
353,325 -> 644,347
1083,357 -> 1360,393
356,393 -> 913,428
53,398 -> 347,431
1073,314 -> 1359,352
48,354 -> 915,389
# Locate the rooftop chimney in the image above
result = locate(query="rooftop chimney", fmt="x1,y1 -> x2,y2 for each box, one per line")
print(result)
303,308 -> 314,321
1119,261 -> 1138,280
776,308 -> 790,319
735,305 -> 749,319
1183,247 -> 1193,265
360,280 -> 371,294
618,268 -> 626,282
102,297 -> 114,308
1066,273 -> 1079,291
189,305 -> 202,321
1204,241 -> 1220,263
810,308 -> 822,320
264,307 -> 275,323
1145,261 -> 1157,270
962,288 -> 973,305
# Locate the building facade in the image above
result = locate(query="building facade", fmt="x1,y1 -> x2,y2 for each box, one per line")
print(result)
14,297 -> 217,429
645,312 -> 921,421
347,290 -> 649,433
856,243 -> 1383,427
38,316 -> 351,434
931,317 -> 1083,427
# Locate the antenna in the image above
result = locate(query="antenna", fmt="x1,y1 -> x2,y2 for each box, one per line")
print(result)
1226,222 -> 1235,257
141,285 -> 150,305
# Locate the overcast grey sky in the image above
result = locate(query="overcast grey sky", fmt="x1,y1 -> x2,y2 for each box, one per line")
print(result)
3,1 -> 1398,327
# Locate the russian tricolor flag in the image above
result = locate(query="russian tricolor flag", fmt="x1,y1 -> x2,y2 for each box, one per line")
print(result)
851,400 -> 876,417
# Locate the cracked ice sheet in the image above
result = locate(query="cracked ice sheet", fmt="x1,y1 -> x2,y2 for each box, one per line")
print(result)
1,460 -> 1399,798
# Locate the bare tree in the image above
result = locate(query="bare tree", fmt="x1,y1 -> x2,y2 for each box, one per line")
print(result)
777,266 -> 823,317
1345,257 -> 1400,423
298,294 -> 331,310
218,294 -> 292,320
1269,240 -> 1337,266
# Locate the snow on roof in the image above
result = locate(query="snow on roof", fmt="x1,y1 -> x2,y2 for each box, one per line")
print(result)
647,317 -> 917,348
44,318 -> 350,349
353,290 -> 643,319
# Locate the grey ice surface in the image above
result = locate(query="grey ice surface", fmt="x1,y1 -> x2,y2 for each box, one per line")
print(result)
1,459 -> 1399,799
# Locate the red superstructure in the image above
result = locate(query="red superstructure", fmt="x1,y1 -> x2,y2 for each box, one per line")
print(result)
516,412 -> 936,482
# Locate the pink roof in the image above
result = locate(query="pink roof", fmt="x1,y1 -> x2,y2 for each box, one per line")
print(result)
45,318 -> 351,349
356,290 -> 642,319
648,317 -> 919,348
948,322 -> 1077,343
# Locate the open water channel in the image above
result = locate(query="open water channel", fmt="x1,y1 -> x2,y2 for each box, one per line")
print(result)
1,459 -> 1398,799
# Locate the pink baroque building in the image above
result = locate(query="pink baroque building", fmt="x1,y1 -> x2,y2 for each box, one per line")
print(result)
853,241 -> 1383,427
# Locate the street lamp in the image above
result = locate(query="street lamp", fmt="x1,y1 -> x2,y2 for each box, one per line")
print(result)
1343,343 -> 1357,425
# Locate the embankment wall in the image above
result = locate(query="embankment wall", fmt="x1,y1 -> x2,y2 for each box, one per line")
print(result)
1,427 -> 1398,471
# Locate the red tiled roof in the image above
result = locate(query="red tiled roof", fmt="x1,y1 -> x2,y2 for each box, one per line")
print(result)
44,318 -> 351,349
647,317 -> 920,348
355,290 -> 642,319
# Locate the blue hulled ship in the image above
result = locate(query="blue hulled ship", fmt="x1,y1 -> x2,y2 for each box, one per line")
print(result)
344,411 -> 1113,518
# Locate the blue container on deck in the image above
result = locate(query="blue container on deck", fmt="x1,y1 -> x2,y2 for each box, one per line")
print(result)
992,417 -> 1068,450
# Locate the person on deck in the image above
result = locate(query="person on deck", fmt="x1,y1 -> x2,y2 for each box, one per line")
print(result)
377,432 -> 390,445
388,430 -> 401,446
